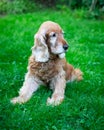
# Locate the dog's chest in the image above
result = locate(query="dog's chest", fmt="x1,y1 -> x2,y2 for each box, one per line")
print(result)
29,57 -> 62,83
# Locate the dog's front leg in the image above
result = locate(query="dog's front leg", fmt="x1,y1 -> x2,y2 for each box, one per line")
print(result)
47,70 -> 66,106
11,72 -> 40,104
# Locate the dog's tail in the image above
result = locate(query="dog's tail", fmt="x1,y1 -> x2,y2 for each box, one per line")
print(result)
66,64 -> 83,82
71,68 -> 83,81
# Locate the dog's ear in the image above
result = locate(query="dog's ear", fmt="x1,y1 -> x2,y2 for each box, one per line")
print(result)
32,32 -> 49,62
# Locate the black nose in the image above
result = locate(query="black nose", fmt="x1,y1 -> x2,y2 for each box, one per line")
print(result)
63,44 -> 69,51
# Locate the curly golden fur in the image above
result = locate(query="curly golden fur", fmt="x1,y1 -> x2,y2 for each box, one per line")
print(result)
11,21 -> 83,106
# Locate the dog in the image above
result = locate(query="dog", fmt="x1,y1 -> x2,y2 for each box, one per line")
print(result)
11,21 -> 83,106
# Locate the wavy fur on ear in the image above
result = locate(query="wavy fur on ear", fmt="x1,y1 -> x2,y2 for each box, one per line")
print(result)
32,33 -> 50,62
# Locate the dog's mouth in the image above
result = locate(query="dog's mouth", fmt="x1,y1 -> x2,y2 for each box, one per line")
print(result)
58,52 -> 65,59
58,47 -> 69,58
51,45 -> 69,59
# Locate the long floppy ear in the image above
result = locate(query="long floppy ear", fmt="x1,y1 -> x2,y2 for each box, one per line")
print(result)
32,32 -> 50,62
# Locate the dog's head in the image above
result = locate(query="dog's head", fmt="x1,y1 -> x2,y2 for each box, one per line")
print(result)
32,21 -> 69,62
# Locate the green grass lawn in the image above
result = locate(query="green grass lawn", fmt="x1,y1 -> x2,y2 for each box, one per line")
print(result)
0,10 -> 104,130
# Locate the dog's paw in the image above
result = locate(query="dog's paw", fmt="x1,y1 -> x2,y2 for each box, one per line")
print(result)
11,96 -> 25,104
47,96 -> 63,106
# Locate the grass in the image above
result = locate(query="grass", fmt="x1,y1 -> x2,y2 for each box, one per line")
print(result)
0,10 -> 104,130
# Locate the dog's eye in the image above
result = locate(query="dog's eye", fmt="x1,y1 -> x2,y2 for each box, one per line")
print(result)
52,33 -> 56,37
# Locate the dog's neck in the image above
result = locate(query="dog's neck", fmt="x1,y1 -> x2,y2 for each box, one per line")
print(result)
49,53 -> 59,60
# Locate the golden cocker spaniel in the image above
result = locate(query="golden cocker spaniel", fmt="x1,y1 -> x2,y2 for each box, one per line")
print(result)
11,21 -> 83,106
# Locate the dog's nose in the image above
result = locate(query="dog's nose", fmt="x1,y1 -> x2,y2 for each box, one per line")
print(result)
63,44 -> 69,51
